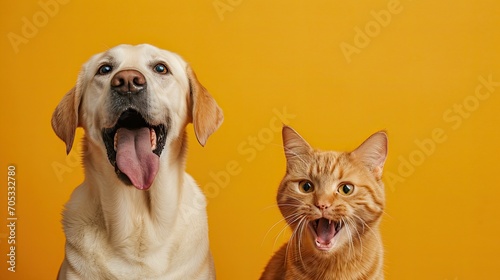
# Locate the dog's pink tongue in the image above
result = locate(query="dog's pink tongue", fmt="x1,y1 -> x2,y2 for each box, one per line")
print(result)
116,127 -> 159,190
316,218 -> 336,244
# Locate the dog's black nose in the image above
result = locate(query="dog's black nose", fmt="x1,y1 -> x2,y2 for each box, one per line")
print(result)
111,70 -> 146,95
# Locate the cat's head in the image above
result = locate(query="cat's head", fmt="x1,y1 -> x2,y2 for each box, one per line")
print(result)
277,125 -> 387,255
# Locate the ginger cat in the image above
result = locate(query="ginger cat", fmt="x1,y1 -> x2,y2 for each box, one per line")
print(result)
260,126 -> 388,280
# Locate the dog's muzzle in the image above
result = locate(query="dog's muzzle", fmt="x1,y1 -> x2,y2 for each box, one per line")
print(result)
102,70 -> 167,190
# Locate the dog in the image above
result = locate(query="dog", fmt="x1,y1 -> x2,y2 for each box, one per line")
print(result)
52,44 -> 223,279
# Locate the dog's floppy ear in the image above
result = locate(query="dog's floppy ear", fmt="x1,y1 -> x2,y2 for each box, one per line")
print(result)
187,65 -> 223,146
51,84 -> 83,154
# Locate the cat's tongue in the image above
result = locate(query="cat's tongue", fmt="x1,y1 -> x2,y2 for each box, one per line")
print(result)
115,127 -> 159,190
316,218 -> 336,244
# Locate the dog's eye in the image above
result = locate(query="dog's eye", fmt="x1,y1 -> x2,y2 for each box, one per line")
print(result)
153,63 -> 168,74
97,65 -> 113,75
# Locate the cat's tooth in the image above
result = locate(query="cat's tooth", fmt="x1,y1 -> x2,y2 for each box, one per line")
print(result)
329,220 -> 332,225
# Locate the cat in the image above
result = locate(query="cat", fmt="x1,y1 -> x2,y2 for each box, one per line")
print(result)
260,125 -> 388,280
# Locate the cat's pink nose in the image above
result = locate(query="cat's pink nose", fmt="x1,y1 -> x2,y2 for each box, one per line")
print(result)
316,203 -> 330,210
315,196 -> 332,210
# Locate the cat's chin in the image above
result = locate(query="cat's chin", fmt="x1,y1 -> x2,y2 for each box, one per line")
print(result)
308,218 -> 343,252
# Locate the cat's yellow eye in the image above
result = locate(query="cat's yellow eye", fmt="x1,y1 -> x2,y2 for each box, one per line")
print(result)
338,183 -> 354,195
299,181 -> 314,193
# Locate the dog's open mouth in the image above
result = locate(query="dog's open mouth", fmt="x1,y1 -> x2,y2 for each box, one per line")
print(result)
309,218 -> 343,251
102,109 -> 167,190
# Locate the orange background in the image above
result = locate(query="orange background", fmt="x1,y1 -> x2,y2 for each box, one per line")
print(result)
1,1 -> 500,279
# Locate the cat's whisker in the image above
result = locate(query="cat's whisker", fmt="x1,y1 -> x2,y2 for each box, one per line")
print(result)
351,213 -> 384,248
282,212 -> 304,223
281,194 -> 307,205
276,223 -> 293,259
274,214 -> 304,251
260,203 -> 283,211
296,217 -> 308,270
346,216 -> 363,259
350,216 -> 363,250
341,219 -> 350,257
338,218 -> 349,272
261,213 -> 303,247
284,215 -> 306,268
341,217 -> 355,259
294,216 -> 308,268
283,226 -> 293,268
381,209 -> 394,220
351,213 -> 375,237
283,146 -> 309,166
288,218 -> 300,260
276,203 -> 303,208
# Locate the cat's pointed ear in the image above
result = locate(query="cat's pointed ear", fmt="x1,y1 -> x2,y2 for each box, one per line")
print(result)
351,131 -> 388,180
282,125 -> 313,162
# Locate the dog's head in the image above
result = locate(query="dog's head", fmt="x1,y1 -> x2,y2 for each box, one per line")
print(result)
51,44 -> 223,190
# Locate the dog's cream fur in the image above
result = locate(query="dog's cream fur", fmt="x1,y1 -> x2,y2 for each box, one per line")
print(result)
52,44 -> 223,279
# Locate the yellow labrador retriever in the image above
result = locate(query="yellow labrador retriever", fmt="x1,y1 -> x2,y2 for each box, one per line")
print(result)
52,44 -> 223,279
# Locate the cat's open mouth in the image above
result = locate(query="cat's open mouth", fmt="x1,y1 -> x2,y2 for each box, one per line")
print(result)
309,218 -> 343,251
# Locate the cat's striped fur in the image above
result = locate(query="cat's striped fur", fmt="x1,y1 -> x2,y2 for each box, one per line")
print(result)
260,126 -> 388,280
